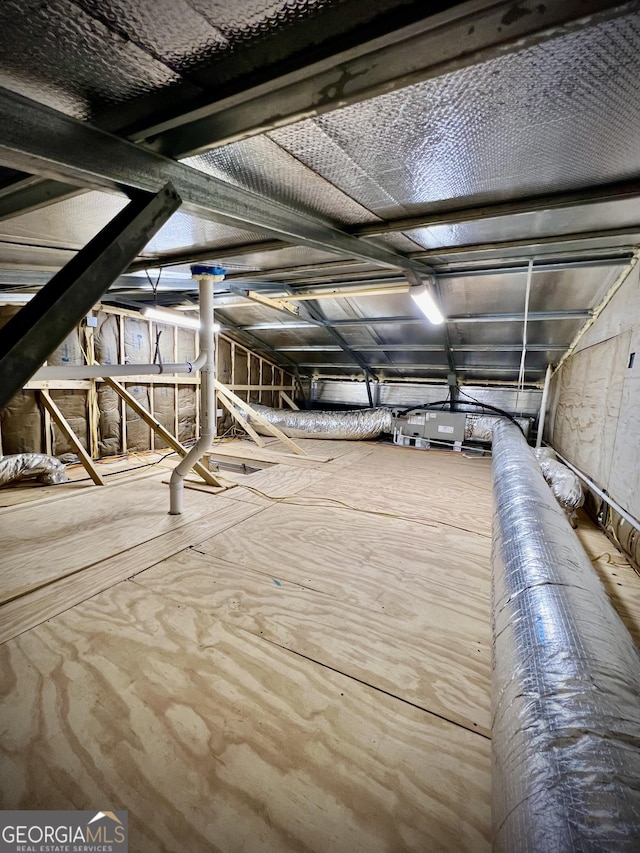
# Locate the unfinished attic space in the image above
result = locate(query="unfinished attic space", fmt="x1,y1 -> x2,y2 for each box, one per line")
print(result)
2,0 -> 640,849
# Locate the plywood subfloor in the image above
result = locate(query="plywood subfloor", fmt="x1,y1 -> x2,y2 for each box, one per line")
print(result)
7,438 -> 607,852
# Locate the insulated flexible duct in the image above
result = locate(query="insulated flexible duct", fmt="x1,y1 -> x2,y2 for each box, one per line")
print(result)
242,404 -> 393,440
492,419 -> 640,852
0,453 -> 67,486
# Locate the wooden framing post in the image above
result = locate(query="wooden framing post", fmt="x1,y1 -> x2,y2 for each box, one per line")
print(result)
39,390 -> 106,486
279,390 -> 300,411
215,380 -> 307,456
104,378 -> 224,487
216,393 -> 266,448
118,314 -> 127,454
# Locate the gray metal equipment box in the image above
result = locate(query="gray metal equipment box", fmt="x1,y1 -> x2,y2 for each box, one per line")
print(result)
402,410 -> 467,443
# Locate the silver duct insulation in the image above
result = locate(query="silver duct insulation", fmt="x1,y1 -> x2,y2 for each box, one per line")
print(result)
0,453 -> 67,486
492,419 -> 640,853
533,447 -> 584,516
465,413 -> 531,441
242,404 -> 393,440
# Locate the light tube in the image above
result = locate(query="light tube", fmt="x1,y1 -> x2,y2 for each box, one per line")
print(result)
141,305 -> 220,331
409,282 -> 445,325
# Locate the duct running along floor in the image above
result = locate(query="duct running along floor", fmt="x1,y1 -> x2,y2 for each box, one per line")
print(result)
0,440 -> 636,851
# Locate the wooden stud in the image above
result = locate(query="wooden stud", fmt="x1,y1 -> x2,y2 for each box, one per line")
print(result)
173,326 -> 180,442
215,380 -> 307,456
216,392 -> 267,448
104,378 -> 223,487
43,401 -> 53,456
148,321 -> 155,452
39,390 -> 106,486
85,324 -> 100,460
279,390 -> 300,411
118,315 -> 127,454
231,341 -> 236,388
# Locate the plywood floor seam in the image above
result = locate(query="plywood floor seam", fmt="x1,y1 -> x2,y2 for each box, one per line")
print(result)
124,566 -> 491,738
257,634 -> 492,741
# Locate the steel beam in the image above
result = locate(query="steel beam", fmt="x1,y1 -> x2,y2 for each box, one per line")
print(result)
0,88 -> 435,280
447,311 -> 592,324
144,0 -> 636,157
0,1 -> 634,226
126,229 -> 640,277
239,281 -> 380,381
297,363 -> 547,373
0,176 -> 85,222
238,310 -> 592,331
353,179 -> 640,236
127,239 -> 286,273
275,343 -> 568,353
414,226 -> 640,258
0,184 -> 181,410
215,253 -> 633,293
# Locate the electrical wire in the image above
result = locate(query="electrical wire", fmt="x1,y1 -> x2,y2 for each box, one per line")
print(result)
212,481 -> 489,537
395,400 -> 451,416
145,268 -> 163,306
396,391 -> 526,437
457,389 -> 526,436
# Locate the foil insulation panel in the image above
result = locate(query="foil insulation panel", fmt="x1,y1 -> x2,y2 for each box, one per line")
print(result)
403,200 -> 640,251
0,192 -> 266,260
491,419 -> 640,853
186,136 -> 378,227
270,11 -> 640,217
0,0 -> 334,122
0,0 -> 183,120
242,404 -> 393,440
440,267 -> 623,317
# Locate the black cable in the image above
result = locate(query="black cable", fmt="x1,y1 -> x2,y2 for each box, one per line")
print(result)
395,392 -> 526,438
396,400 -> 451,417
145,268 -> 162,307
457,389 -> 526,436
440,388 -> 451,411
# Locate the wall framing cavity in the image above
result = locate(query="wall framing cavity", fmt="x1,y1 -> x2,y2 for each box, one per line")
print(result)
0,303 -> 295,460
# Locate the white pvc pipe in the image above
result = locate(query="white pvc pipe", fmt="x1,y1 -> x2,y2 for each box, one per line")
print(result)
32,362 -> 196,380
169,277 -> 216,515
535,363 -> 552,449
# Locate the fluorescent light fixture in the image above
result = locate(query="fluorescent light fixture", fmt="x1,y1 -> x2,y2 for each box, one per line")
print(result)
409,282 -> 445,325
141,306 -> 220,332
0,292 -> 36,303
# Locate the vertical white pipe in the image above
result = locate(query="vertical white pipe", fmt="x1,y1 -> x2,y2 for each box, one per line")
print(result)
535,363 -> 552,449
169,276 -> 216,515
515,259 -> 533,416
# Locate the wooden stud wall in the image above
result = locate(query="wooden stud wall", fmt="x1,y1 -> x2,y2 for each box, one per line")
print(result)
1,303 -> 296,459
